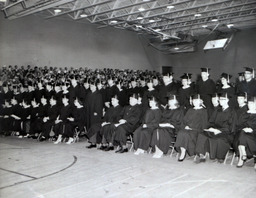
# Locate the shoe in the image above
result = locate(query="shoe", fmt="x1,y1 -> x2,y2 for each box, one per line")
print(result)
99,145 -> 107,150
86,144 -> 96,149
134,148 -> 144,155
236,159 -> 244,168
241,155 -> 247,161
152,153 -> 163,158
18,135 -> 23,138
115,147 -> 123,153
54,136 -> 62,144
66,138 -> 74,144
119,148 -> 128,153
178,153 -> 186,162
104,146 -> 114,151
39,136 -> 46,142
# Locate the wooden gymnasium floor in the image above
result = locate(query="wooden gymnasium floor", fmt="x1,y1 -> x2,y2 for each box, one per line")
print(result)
0,136 -> 255,198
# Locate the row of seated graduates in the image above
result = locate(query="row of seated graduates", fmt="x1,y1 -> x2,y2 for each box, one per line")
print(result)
84,91 -> 256,171
0,65 -> 255,141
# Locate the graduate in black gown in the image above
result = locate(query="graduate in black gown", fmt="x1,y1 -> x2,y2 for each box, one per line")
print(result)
133,96 -> 162,155
10,96 -> 23,135
235,96 -> 256,169
151,94 -> 184,158
178,73 -> 195,111
141,78 -> 159,116
39,95 -> 59,141
236,67 -> 256,97
54,94 -> 73,144
158,73 -> 178,108
64,97 -> 86,142
113,93 -> 142,153
196,68 -> 216,116
1,99 -> 12,135
28,98 -> 40,138
86,94 -> 124,150
175,94 -> 208,161
233,93 -> 248,155
85,79 -> 103,130
217,73 -> 237,108
195,93 -> 237,163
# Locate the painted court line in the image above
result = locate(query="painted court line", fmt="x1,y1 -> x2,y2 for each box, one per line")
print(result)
133,174 -> 188,197
173,178 -> 213,198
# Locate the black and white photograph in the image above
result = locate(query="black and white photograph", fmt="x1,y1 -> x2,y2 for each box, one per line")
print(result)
0,0 -> 256,197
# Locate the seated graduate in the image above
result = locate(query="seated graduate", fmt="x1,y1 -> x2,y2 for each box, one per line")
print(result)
63,97 -> 86,143
208,93 -> 221,118
1,99 -> 12,135
133,96 -> 162,156
9,96 -> 23,136
86,94 -> 124,150
195,92 -> 237,163
235,96 -> 256,169
113,93 -> 142,153
27,98 -> 41,138
175,94 -> 208,162
151,94 -> 184,158
54,94 -> 73,144
233,93 -> 248,155
18,99 -> 31,138
39,95 -> 59,141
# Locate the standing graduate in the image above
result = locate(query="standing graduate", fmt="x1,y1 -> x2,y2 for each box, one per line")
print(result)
196,68 -> 216,116
236,67 -> 256,97
235,96 -> 256,169
113,93 -> 142,153
141,78 -> 159,116
175,94 -> 208,161
85,79 -> 103,130
158,73 -> 178,108
178,73 -> 195,111
151,94 -> 184,158
217,73 -> 237,108
133,96 -> 162,155
195,93 -> 237,163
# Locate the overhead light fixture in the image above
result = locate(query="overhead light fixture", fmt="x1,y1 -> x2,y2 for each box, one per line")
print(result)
54,9 -> 62,14
137,14 -> 143,20
80,14 -> 88,18
202,25 -> 208,28
143,0 -> 151,1
211,17 -> 218,22
154,28 -> 161,32
138,7 -> 145,12
149,19 -> 155,23
174,47 -> 179,50
227,23 -> 234,28
194,13 -> 202,17
110,20 -> 118,24
167,5 -> 175,9
54,9 -> 61,13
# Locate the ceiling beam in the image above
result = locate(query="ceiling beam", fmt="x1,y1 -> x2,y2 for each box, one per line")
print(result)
45,0 -> 113,19
161,8 -> 256,32
148,0 -> 256,29
8,0 -> 76,20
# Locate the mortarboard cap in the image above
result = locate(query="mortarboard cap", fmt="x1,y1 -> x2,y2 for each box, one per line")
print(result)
201,68 -> 210,73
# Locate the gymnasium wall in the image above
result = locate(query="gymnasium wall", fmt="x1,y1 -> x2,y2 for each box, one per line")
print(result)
142,28 -> 256,82
0,13 -> 155,71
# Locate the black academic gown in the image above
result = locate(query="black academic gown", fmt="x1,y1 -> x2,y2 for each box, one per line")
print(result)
133,108 -> 162,151
237,112 -> 256,158
114,104 -> 142,146
175,107 -> 208,156
196,107 -> 237,160
151,107 -> 184,154
158,82 -> 178,106
236,79 -> 256,97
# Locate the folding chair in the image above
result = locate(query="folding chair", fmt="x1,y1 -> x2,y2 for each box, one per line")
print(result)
126,134 -> 134,152
224,147 -> 235,165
